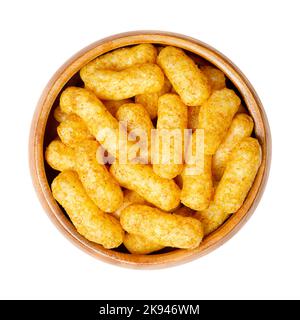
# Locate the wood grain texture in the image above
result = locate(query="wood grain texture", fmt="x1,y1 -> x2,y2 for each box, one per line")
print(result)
29,31 -> 271,269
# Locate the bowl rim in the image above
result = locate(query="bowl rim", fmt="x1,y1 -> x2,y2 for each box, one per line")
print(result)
29,30 -> 272,269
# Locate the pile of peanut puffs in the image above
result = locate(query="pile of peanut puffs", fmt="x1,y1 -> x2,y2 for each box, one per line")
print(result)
46,44 -> 261,254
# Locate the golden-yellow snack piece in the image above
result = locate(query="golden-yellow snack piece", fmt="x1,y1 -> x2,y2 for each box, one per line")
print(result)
174,203 -> 228,236
213,113 -> 254,180
153,94 -> 187,179
74,141 -> 123,213
54,106 -> 68,123
181,153 -> 213,211
60,87 -> 133,159
113,189 -> 149,219
103,99 -> 132,117
114,190 -> 161,254
135,78 -> 172,119
117,189 -> 163,255
110,162 -> 181,211
187,105 -> 201,131
157,46 -> 210,106
45,140 -> 75,171
116,103 -> 153,134
57,114 -> 94,147
123,233 -> 164,255
195,203 -> 228,236
200,65 -> 226,91
52,170 -> 124,249
173,203 -> 228,236
116,103 -> 153,160
46,138 -> 123,212
80,63 -> 164,100
198,88 -> 241,155
120,205 -> 204,249
214,137 -> 262,213
83,44 -> 157,71
114,190 -> 161,255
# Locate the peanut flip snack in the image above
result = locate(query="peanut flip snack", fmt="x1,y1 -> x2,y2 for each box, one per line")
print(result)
52,171 -> 124,248
46,44 -> 262,254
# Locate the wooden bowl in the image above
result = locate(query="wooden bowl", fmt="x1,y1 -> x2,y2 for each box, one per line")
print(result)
29,31 -> 271,269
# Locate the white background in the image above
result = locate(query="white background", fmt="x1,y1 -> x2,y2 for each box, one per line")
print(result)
0,0 -> 299,300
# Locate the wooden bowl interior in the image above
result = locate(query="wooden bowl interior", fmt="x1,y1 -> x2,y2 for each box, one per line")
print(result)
32,32 -> 271,268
